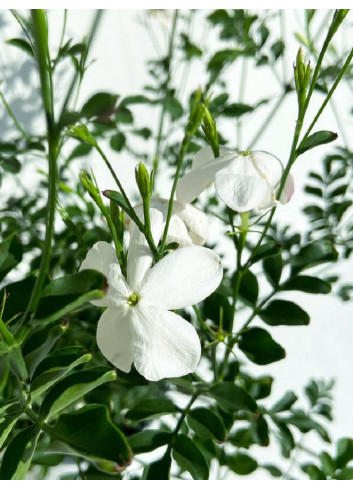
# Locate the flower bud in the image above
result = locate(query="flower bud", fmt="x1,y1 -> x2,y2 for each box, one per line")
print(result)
202,105 -> 219,157
135,162 -> 150,199
186,88 -> 205,136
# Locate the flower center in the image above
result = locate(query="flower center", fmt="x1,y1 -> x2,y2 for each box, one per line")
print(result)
240,149 -> 251,156
128,293 -> 139,307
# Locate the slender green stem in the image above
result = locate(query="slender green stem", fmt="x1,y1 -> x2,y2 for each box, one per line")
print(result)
300,47 -> 353,148
218,212 -> 248,379
95,144 -> 157,255
165,389 -> 202,457
0,89 -> 31,141
303,9 -> 349,117
159,134 -> 191,252
153,9 -> 179,190
23,10 -> 58,321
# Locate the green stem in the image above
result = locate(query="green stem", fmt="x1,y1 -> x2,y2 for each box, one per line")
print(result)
0,89 -> 31,141
218,212 -> 248,379
300,47 -> 353,148
153,9 -> 179,190
159,134 -> 191,252
302,9 -> 349,118
95,144 -> 157,255
23,10 -> 58,321
165,389 -> 202,457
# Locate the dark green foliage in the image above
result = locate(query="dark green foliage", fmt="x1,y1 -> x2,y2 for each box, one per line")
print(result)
238,327 -> 286,365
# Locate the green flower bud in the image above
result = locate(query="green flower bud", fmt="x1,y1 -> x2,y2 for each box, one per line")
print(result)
202,105 -> 219,157
135,162 -> 150,199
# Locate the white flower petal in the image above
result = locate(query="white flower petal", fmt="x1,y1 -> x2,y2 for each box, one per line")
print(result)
280,173 -> 295,204
131,304 -> 201,381
215,170 -> 269,212
79,241 -> 117,275
140,245 -> 223,310
176,153 -> 235,204
128,208 -> 163,291
97,305 -> 134,373
191,146 -> 215,170
79,241 -> 126,307
175,203 -> 208,245
250,151 -> 283,186
166,214 -> 192,246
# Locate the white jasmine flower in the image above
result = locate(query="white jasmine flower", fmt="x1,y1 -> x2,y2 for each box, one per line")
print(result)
176,147 -> 294,213
132,197 -> 208,246
80,209 -> 223,381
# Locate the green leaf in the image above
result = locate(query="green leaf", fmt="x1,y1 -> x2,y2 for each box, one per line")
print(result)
209,381 -> 258,413
50,404 -> 132,472
259,300 -> 310,326
103,190 -> 131,216
115,106 -> 133,124
227,451 -> 258,475
0,236 -> 23,281
144,452 -> 171,480
251,241 -> 281,264
282,275 -> 331,294
207,49 -> 242,72
23,323 -> 66,377
336,438 -> 353,468
301,463 -> 326,480
228,428 -> 253,449
0,415 -> 20,450
271,39 -> 285,59
285,411 -> 330,442
6,38 -> 34,57
223,103 -> 254,117
40,367 -> 117,419
263,254 -> 283,287
252,414 -> 269,446
132,127 -> 152,139
68,142 -> 93,161
187,407 -> 226,441
297,131 -> 338,155
120,95 -> 150,105
125,399 -> 178,421
128,429 -> 171,455
238,327 -> 286,365
239,269 -> 258,306
276,421 -> 295,458
66,124 -> 97,146
164,97 -> 183,120
320,451 -> 335,477
271,391 -> 298,413
35,270 -> 107,322
30,347 -> 92,399
81,92 -> 118,119
173,434 -> 209,480
1,156 -> 21,174
202,291 -> 231,331
262,464 -> 282,477
110,133 -> 126,152
0,425 -> 40,480
291,240 -> 338,275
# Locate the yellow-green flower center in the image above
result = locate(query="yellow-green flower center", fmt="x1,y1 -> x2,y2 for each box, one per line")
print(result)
128,293 -> 139,307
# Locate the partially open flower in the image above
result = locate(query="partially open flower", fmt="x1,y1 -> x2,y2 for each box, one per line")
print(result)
80,209 -> 223,381
131,197 -> 208,246
176,147 -> 294,213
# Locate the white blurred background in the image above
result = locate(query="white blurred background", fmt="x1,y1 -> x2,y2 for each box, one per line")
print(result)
0,9 -> 352,479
